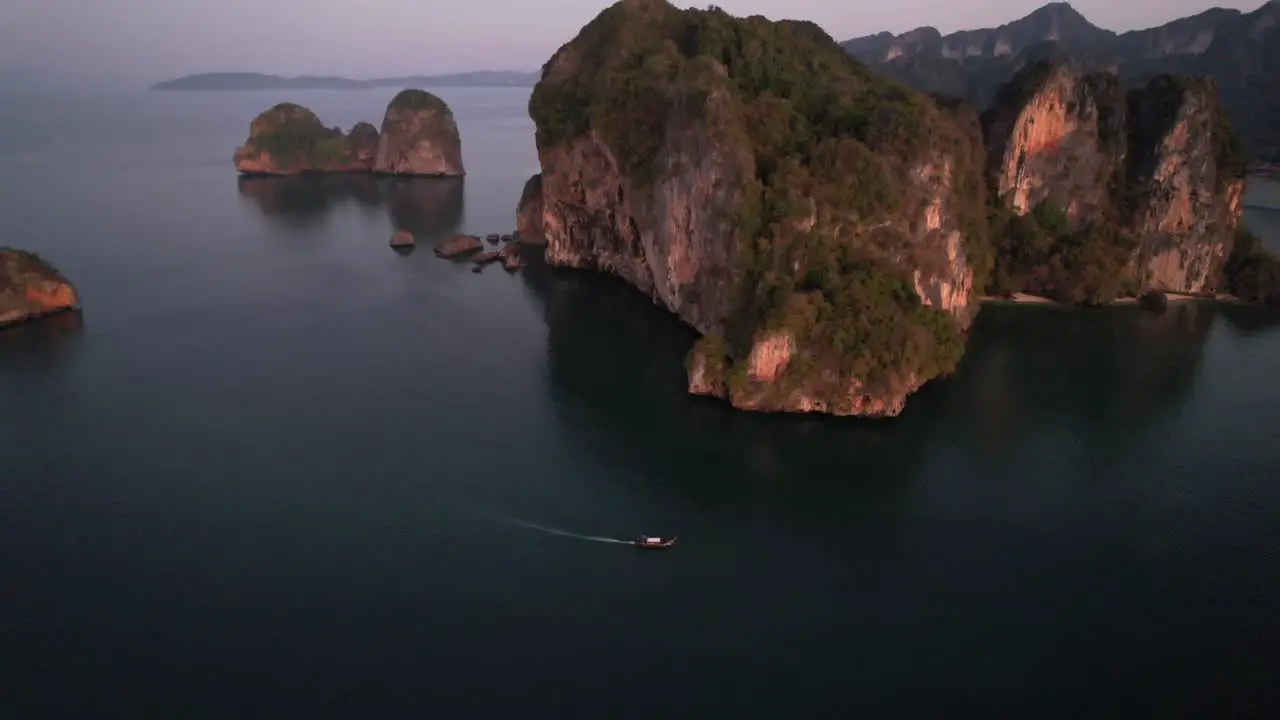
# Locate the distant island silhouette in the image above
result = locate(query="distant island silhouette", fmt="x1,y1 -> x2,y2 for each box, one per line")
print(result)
152,70 -> 538,91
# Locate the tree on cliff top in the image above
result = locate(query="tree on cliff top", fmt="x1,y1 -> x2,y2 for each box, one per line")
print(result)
529,0 -> 990,396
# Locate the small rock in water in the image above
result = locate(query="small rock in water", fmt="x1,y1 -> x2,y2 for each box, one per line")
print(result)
471,265 -> 483,273
390,230 -> 415,247
502,253 -> 526,272
500,233 -> 513,242
434,234 -> 483,258
486,233 -> 501,244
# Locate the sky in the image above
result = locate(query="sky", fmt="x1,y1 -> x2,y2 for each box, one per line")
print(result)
0,0 -> 1266,86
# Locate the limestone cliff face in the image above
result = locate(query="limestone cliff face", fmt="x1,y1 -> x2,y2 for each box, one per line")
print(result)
534,87 -> 749,337
234,104 -> 378,174
0,248 -> 80,328
374,90 -> 465,176
906,154 -> 979,324
984,61 -> 1245,293
527,0 -> 987,418
1126,75 -> 1244,292
515,173 -> 546,244
983,63 -> 1126,220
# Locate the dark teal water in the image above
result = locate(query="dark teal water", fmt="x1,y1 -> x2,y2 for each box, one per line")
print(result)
2,89 -> 1279,717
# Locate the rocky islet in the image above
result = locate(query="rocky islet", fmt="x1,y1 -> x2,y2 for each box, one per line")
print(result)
233,90 -> 464,176
373,90 -> 466,176
0,248 -> 80,329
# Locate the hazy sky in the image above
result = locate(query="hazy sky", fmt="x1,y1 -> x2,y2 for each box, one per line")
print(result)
0,0 -> 1264,83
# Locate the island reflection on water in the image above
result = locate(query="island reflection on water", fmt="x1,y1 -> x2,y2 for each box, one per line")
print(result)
0,309 -> 84,375
236,174 -> 465,239
520,257 -> 1280,508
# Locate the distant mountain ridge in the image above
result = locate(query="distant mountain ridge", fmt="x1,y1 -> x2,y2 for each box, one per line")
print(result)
842,1 -> 1280,162
844,3 -> 1113,62
152,70 -> 539,91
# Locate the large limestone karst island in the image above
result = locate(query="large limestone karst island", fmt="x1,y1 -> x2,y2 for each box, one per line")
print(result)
233,90 -> 464,176
1,248 -> 80,328
517,0 -> 1253,418
981,61 -> 1247,302
522,0 -> 991,418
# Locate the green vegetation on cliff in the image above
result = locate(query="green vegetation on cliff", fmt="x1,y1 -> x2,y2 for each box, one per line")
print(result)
243,103 -> 368,169
253,129 -> 352,167
987,198 -> 1140,304
1225,228 -> 1280,307
530,0 -> 989,396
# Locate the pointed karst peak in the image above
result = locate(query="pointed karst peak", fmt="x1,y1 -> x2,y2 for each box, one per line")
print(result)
1025,2 -> 1092,25
901,26 -> 942,41
1034,2 -> 1079,14
1005,2 -> 1107,45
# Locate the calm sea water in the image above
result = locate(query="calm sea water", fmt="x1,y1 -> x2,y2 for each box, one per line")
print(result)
2,88 -> 1279,717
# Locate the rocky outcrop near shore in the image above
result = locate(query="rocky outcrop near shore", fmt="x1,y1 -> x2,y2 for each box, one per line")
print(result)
0,248 -> 80,328
434,235 -> 483,258
373,90 -> 465,176
234,90 -> 464,177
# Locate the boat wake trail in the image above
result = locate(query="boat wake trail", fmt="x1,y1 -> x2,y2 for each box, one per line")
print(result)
487,515 -> 631,545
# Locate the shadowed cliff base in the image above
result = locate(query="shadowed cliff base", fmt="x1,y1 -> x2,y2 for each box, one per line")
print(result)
517,257 -> 935,508
236,175 -> 464,238
521,255 -> 1223,481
